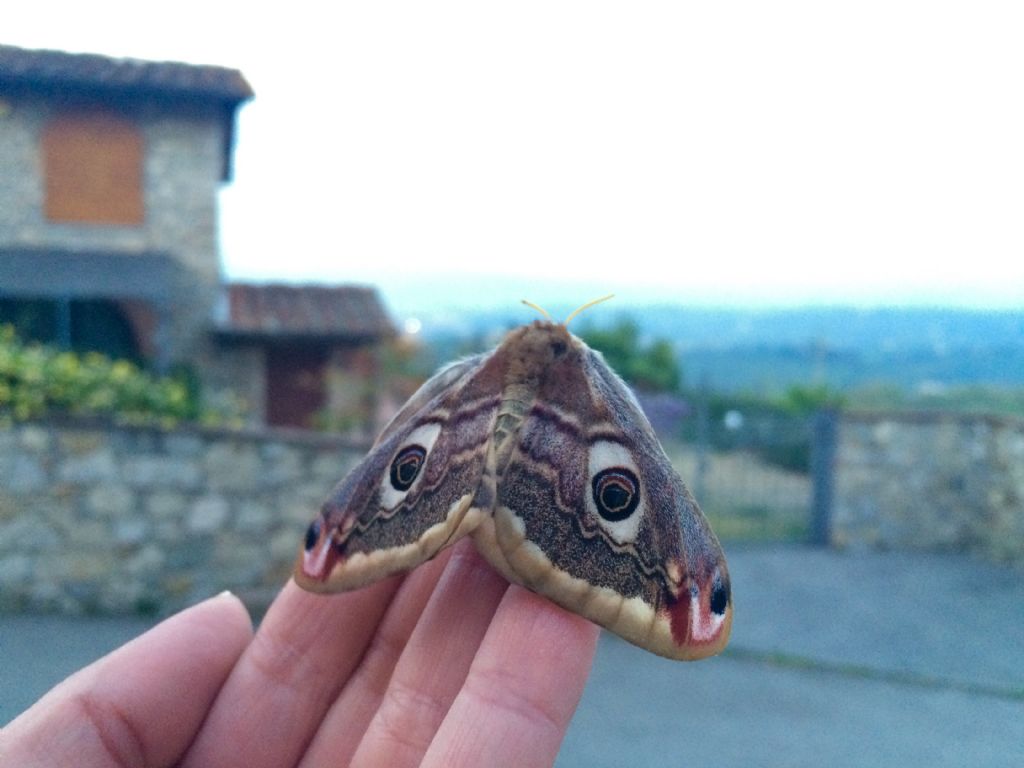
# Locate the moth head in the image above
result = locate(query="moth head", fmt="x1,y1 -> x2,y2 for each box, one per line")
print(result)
504,321 -> 581,379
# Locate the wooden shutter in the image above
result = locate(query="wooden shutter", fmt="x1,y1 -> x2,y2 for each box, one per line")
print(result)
43,112 -> 144,225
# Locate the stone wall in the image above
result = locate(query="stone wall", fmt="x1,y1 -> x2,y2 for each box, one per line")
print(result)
833,411 -> 1024,564
0,420 -> 368,615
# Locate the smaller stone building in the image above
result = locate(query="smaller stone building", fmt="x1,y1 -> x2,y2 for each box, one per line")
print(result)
214,283 -> 394,431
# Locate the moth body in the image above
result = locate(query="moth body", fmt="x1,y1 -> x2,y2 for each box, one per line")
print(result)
295,320 -> 732,660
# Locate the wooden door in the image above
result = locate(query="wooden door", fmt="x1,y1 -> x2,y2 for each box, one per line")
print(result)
266,346 -> 328,428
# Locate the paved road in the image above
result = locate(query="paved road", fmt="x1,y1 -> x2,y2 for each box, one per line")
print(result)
3,545 -> 1023,767
560,545 -> 1024,768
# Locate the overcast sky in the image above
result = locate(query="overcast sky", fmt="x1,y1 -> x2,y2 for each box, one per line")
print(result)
6,1 -> 1024,313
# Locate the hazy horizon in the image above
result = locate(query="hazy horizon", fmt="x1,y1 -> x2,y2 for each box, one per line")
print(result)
223,273 -> 1024,325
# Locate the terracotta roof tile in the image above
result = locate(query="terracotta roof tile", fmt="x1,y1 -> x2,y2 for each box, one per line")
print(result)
221,283 -> 394,340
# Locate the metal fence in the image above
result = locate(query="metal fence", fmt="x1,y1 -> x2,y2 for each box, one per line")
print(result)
647,394 -> 836,544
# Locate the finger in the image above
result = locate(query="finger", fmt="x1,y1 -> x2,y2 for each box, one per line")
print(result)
296,547 -> 457,767
344,541 -> 508,768
421,586 -> 599,768
3,591 -> 252,768
179,573 -> 403,768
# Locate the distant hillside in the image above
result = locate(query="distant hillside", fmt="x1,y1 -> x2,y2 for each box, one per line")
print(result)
679,343 -> 1024,393
415,305 -> 1024,394
626,305 -> 1024,353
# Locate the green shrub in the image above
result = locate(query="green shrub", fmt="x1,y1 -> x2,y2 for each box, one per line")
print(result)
0,324 -> 245,428
579,319 -> 683,392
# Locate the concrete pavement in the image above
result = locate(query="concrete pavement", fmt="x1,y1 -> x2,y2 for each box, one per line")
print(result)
559,544 -> 1024,767
3,545 -> 1023,767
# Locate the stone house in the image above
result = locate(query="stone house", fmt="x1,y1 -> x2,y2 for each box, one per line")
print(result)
0,44 -> 393,430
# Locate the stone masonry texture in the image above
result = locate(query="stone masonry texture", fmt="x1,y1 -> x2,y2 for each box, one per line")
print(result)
3,412 -> 1020,617
833,411 -> 1024,565
0,420 -> 367,615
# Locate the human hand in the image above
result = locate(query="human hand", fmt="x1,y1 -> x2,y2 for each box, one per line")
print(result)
2,540 -> 599,767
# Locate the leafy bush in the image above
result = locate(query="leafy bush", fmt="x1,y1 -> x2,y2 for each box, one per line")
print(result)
775,383 -> 845,415
580,319 -> 682,392
0,325 -> 244,428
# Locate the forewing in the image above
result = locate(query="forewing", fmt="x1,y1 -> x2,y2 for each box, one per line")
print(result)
475,342 -> 732,660
295,352 -> 503,592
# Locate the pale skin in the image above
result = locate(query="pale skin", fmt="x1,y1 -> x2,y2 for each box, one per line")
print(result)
2,540 -> 599,768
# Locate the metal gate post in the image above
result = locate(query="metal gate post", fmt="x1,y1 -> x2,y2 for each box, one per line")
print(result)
810,408 -> 838,546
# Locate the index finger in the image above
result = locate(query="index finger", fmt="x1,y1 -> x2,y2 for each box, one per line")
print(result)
2,591 -> 253,768
421,585 -> 599,768
180,544 -> 455,768
178,575 -> 403,768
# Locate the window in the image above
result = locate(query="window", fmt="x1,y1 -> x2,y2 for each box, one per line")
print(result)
42,111 -> 144,225
0,298 -> 142,362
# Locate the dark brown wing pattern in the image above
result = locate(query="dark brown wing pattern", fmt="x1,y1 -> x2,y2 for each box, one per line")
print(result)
295,320 -> 731,660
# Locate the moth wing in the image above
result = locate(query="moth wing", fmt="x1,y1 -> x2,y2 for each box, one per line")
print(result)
473,343 -> 732,660
295,352 -> 503,592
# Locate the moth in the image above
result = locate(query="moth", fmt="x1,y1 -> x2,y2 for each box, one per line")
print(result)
294,301 -> 732,660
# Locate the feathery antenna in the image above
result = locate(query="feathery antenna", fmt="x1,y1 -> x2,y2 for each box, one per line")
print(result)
521,294 -> 614,325
521,299 -> 553,321
564,294 -> 615,326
